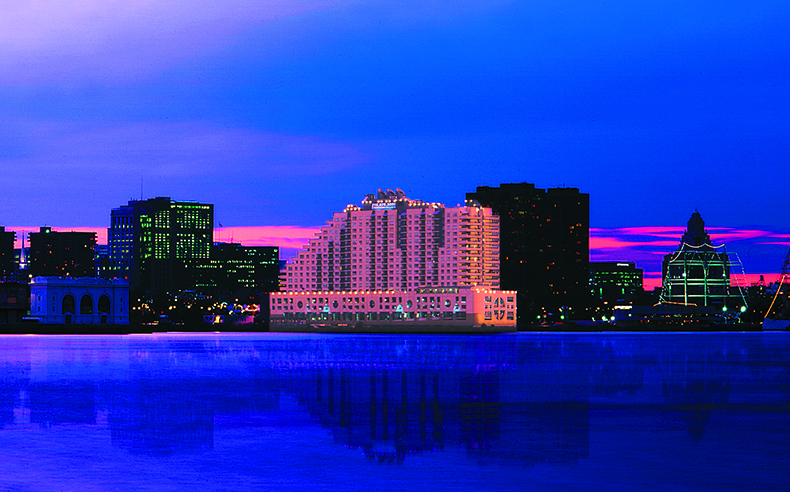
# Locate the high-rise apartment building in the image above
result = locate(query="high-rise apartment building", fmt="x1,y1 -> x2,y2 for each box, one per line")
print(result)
109,197 -> 213,293
467,183 -> 590,323
29,227 -> 97,278
272,190 -> 515,331
283,189 -> 499,292
0,226 -> 15,276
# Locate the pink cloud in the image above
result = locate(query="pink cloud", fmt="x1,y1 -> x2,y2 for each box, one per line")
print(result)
8,224 -> 319,262
591,226 -> 789,292
589,236 -> 676,250
214,225 -> 322,261
600,226 -> 685,237
7,223 -> 786,293
214,226 -> 320,248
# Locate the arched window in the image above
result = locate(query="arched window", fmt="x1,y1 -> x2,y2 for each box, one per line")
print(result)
98,295 -> 111,315
62,295 -> 75,315
80,295 -> 93,315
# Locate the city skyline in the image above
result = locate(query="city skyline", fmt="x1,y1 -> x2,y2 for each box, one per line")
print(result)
2,0 -> 788,289
3,194 -> 787,291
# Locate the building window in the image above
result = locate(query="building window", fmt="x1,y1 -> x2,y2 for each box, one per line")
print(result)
62,295 -> 75,315
80,295 -> 94,315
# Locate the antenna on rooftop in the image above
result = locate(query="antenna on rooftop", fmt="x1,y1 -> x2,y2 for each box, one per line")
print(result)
141,175 -> 143,200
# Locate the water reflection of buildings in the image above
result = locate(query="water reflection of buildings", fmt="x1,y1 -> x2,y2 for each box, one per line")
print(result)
291,366 -> 446,464
29,381 -> 97,427
108,379 -> 214,455
658,338 -> 734,441
287,358 -> 591,466
1,334 -> 789,466
0,370 -> 24,429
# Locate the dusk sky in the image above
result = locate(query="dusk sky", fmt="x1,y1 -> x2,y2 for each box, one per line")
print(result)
2,0 -> 789,287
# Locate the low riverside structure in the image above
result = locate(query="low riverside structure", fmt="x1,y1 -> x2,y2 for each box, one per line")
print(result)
30,277 -> 129,325
268,286 -> 517,332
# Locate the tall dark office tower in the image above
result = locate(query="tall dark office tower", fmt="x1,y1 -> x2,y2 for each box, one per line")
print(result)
28,227 -> 97,277
467,183 -> 590,324
0,227 -> 15,276
109,197 -> 213,294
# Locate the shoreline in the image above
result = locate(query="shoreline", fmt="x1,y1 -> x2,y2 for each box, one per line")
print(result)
0,321 -> 770,334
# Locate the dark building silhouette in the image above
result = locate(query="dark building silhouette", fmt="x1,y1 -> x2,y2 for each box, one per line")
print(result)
467,183 -> 590,323
95,244 -> 111,278
0,227 -> 15,276
108,197 -> 213,293
191,242 -> 280,295
28,227 -> 97,278
0,281 -> 30,323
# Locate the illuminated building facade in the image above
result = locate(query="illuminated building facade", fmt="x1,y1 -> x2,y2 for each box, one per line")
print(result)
284,189 -> 499,292
270,286 -> 516,331
192,242 -> 280,295
274,189 -> 514,330
0,226 -> 15,276
29,227 -> 97,278
661,212 -> 744,309
30,276 -> 129,325
467,183 -> 589,323
590,262 -> 643,305
109,197 -> 213,294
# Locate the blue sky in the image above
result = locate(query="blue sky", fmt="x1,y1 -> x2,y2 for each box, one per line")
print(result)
1,0 -> 788,278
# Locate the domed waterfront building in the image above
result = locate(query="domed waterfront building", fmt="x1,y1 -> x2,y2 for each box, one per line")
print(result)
660,212 -> 745,310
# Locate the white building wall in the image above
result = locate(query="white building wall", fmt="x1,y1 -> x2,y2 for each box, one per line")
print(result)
30,277 -> 130,324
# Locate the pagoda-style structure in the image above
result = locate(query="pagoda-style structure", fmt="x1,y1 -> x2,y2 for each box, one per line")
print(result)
763,246 -> 790,330
660,212 -> 744,309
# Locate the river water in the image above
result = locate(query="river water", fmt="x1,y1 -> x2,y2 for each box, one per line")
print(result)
0,332 -> 787,491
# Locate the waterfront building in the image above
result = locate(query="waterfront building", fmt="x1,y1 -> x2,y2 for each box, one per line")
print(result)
29,227 -> 97,278
29,276 -> 129,324
590,261 -> 643,305
660,212 -> 745,309
192,242 -> 280,295
0,227 -> 15,276
270,286 -> 516,331
273,189 -> 514,330
466,183 -> 589,323
283,189 -> 499,292
108,197 -> 213,294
